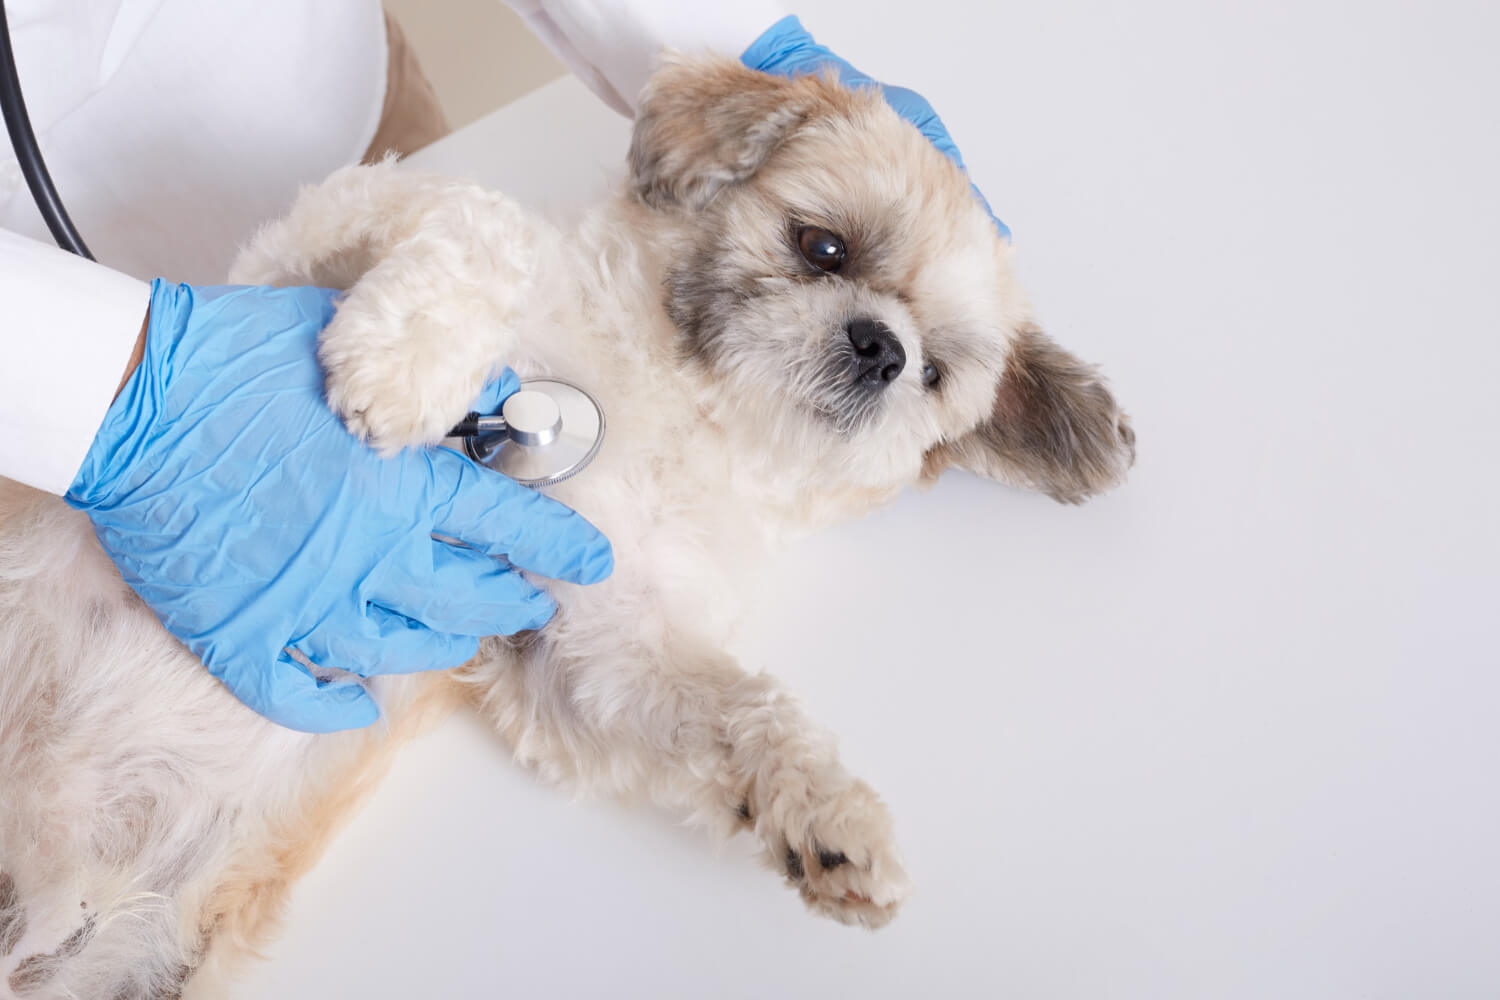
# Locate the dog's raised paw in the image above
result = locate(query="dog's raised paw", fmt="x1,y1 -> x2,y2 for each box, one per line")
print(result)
317,310 -> 490,455
754,777 -> 911,929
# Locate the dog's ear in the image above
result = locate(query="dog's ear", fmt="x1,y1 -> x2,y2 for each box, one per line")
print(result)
629,56 -> 822,211
925,326 -> 1136,503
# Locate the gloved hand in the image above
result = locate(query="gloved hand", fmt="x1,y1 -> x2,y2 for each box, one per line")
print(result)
67,280 -> 613,733
741,15 -> 1010,240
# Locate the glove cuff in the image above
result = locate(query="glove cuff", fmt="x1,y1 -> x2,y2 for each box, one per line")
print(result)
66,278 -> 184,510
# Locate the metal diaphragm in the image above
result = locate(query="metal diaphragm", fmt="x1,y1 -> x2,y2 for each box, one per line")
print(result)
459,377 -> 605,488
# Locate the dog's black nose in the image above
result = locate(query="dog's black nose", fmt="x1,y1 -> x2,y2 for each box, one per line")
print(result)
846,318 -> 905,387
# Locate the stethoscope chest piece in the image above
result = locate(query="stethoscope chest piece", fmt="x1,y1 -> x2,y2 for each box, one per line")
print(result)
458,378 -> 605,488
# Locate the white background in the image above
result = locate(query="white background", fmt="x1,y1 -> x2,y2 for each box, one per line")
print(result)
238,1 -> 1500,996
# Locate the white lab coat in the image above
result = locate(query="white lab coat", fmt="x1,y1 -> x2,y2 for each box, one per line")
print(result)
0,0 -> 780,494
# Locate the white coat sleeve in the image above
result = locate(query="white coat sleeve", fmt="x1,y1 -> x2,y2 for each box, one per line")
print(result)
503,0 -> 787,114
1,230 -> 150,495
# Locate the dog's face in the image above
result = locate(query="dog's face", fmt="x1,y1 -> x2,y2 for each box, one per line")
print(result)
630,58 -> 1134,506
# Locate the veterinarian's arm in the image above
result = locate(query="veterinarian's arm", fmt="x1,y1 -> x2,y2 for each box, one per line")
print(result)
503,0 -> 788,113
0,230 -> 151,493
501,4 -> 1007,238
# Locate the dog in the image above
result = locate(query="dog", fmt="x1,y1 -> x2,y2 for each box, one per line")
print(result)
0,56 -> 1134,998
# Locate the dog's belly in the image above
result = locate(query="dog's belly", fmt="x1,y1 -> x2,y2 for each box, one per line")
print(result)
0,480 -> 354,997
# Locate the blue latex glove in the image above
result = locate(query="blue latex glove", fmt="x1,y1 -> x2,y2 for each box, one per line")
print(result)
67,280 -> 613,733
741,15 -> 1010,241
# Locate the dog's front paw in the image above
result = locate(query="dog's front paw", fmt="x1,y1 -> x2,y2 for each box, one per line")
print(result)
318,308 -> 492,455
746,774 -> 911,928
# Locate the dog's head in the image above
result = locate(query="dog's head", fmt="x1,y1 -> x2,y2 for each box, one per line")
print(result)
629,57 -> 1134,508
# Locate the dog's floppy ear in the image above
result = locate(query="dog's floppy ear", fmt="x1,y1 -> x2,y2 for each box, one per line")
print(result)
629,56 -> 821,211
926,326 -> 1136,503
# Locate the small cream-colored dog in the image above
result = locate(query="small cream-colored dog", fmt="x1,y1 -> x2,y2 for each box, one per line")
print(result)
0,58 -> 1133,997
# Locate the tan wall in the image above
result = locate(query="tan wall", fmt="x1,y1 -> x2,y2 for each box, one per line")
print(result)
383,0 -> 567,128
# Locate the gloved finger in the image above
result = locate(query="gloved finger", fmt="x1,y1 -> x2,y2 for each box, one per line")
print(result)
297,607 -> 481,677
429,449 -> 614,586
214,651 -> 381,734
466,368 -> 523,417
879,85 -> 959,162
375,538 -> 557,636
740,17 -> 1008,240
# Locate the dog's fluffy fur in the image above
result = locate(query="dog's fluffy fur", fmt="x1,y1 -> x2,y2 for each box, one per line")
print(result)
0,58 -> 1134,997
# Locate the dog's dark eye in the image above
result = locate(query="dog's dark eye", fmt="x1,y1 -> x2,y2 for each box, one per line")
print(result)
921,363 -> 941,388
797,226 -> 846,272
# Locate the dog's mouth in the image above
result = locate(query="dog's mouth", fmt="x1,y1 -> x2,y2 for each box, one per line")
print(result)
800,339 -> 895,436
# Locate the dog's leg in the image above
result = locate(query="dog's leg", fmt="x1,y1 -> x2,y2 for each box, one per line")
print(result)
462,630 -> 912,928
230,160 -> 520,291
232,161 -> 542,453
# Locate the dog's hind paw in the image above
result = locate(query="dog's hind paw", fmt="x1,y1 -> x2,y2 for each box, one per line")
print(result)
753,776 -> 911,928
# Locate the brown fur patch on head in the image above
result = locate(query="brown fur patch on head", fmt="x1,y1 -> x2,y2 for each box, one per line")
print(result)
629,56 -> 866,211
924,326 -> 1135,503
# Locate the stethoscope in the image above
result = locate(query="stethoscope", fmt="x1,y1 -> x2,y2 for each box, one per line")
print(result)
0,0 -> 606,487
445,378 -> 605,487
